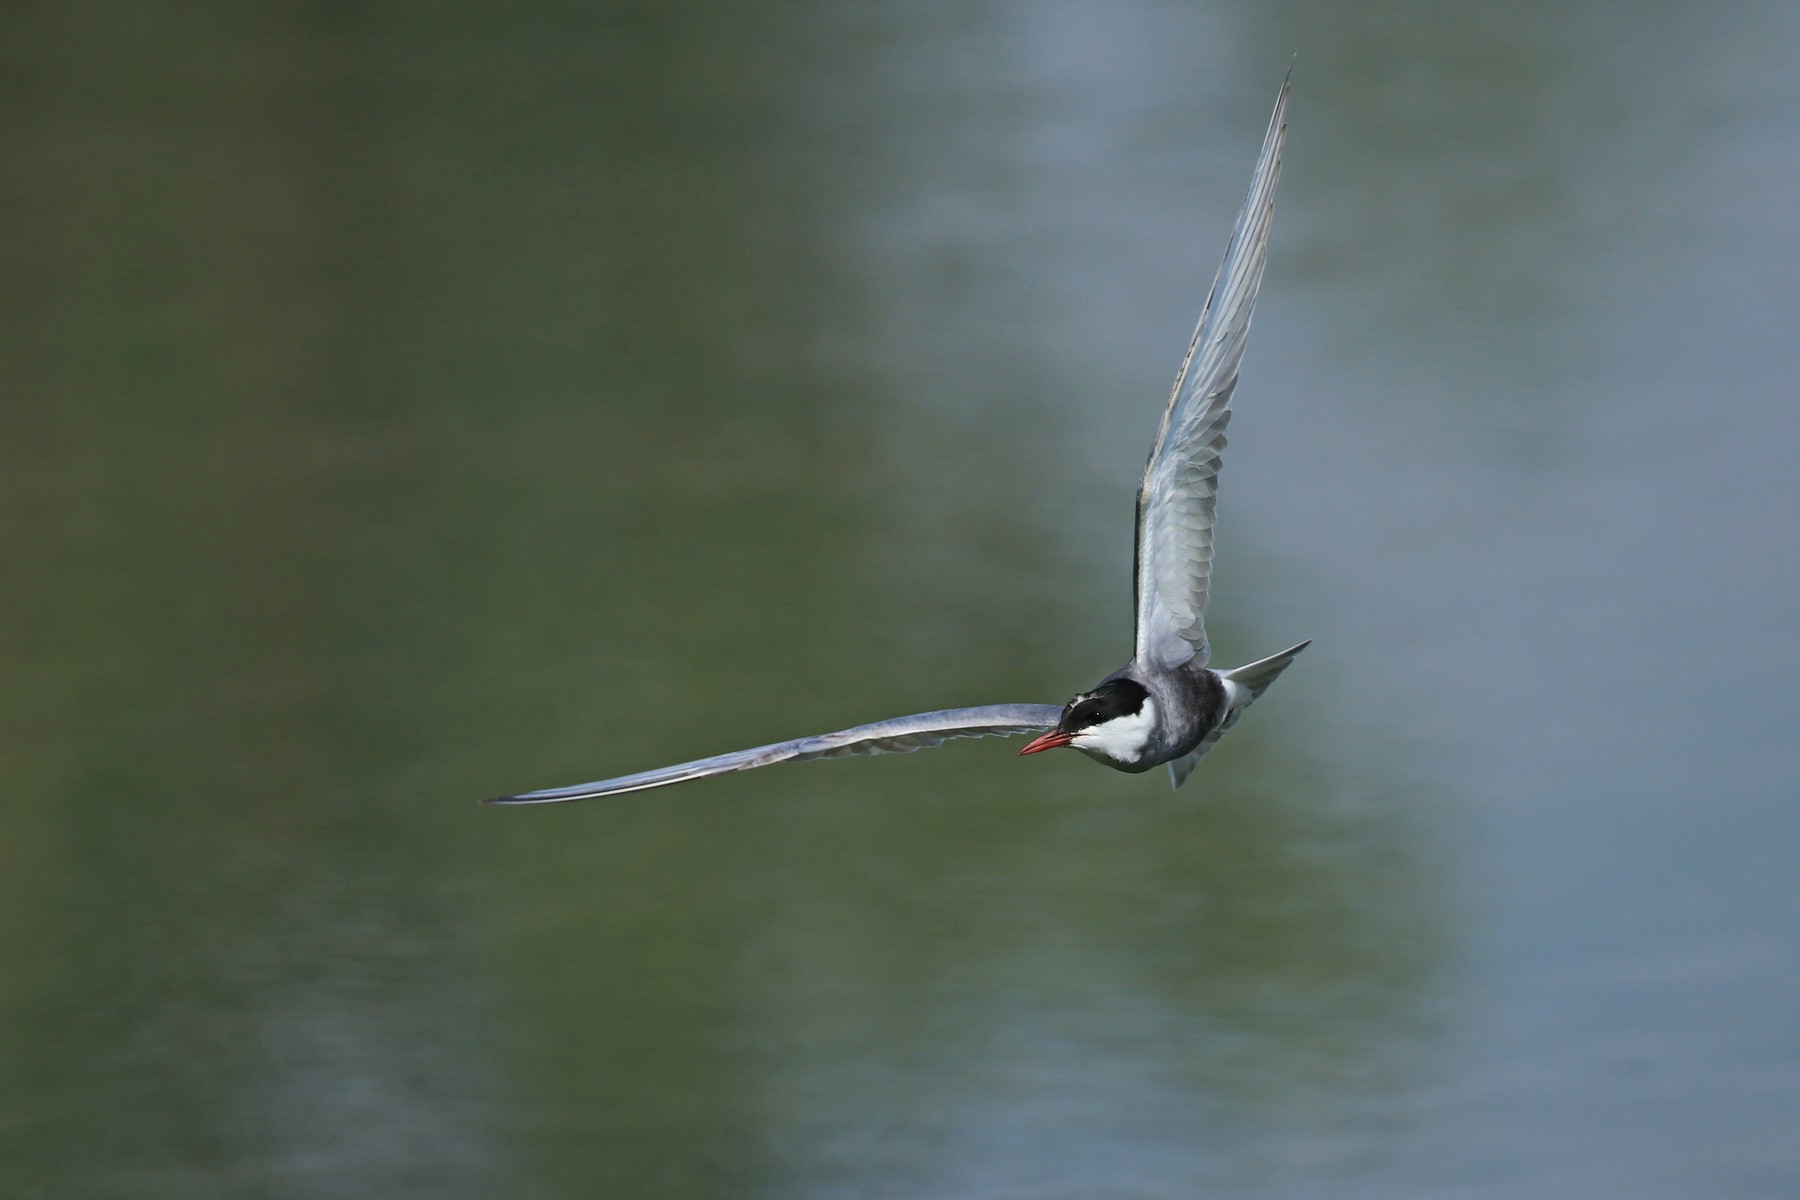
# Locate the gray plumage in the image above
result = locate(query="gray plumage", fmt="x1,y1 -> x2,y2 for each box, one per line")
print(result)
1135,71 -> 1287,672
490,705 -> 1063,804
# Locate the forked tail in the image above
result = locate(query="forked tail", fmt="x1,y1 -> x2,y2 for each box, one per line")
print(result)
1167,639 -> 1311,788
1221,638 -> 1311,702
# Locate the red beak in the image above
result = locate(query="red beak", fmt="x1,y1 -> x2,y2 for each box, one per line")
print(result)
1018,729 -> 1074,756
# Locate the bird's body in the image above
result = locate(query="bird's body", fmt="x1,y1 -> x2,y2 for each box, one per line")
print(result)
1052,664 -> 1225,774
490,72 -> 1306,807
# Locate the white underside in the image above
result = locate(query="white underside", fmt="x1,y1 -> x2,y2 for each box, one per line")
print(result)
1220,678 -> 1247,716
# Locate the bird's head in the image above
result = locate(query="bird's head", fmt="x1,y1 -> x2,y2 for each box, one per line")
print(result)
1018,678 -> 1156,765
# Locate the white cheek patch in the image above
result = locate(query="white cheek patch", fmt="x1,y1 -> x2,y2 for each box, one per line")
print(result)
1072,697 -> 1158,762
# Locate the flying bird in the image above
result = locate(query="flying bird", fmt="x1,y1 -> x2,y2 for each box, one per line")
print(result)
489,73 -> 1306,806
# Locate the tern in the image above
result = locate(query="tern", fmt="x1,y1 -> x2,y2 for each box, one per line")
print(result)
489,73 -> 1306,806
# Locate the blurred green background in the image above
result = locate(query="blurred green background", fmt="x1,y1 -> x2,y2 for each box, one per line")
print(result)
4,2 -> 1797,1197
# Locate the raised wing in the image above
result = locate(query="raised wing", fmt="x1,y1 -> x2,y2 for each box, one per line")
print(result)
487,704 -> 1063,804
1134,72 -> 1289,670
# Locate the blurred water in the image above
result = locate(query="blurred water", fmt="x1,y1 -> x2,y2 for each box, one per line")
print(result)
3,2 -> 1797,1198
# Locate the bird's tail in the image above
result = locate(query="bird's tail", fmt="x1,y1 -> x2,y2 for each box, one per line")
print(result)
1221,639 -> 1310,702
1167,639 -> 1311,788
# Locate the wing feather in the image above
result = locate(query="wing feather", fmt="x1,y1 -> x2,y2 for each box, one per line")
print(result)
487,704 -> 1063,804
1134,72 -> 1289,669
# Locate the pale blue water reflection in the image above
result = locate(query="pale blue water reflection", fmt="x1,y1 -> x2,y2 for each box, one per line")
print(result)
3,1 -> 1797,1197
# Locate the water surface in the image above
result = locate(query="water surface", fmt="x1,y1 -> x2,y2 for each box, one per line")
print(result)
4,2 -> 1797,1197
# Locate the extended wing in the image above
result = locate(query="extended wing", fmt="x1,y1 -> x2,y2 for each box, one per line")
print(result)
487,704 -> 1063,804
1134,72 -> 1289,670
